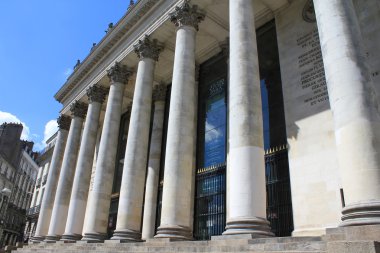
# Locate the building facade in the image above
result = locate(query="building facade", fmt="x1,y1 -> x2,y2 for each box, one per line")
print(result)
0,123 -> 39,247
24,133 -> 57,242
32,0 -> 380,244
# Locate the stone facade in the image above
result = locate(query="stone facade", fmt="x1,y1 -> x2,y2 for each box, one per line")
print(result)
26,0 -> 380,252
0,123 -> 39,248
25,133 -> 57,242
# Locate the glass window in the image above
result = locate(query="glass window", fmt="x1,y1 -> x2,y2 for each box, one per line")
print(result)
199,79 -> 227,168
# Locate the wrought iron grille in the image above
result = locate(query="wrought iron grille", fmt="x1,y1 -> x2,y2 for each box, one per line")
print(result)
194,163 -> 226,240
265,145 -> 294,236
155,182 -> 163,232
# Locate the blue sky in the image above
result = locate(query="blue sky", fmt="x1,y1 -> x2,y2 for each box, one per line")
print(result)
0,0 -> 130,150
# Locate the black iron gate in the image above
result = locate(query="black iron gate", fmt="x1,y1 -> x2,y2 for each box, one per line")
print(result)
194,163 -> 226,240
265,145 -> 294,236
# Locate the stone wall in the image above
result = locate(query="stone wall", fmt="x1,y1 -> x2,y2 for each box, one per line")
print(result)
275,0 -> 342,236
354,0 -> 380,98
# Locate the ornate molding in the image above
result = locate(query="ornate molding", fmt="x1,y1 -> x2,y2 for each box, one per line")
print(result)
107,62 -> 133,84
134,35 -> 163,61
219,37 -> 229,59
70,101 -> 88,119
87,85 -> 108,104
169,0 -> 205,31
152,83 -> 166,102
57,115 -> 71,131
55,0 -> 158,102
302,0 -> 316,23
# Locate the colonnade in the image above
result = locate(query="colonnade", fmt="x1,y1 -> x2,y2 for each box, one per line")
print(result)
32,0 -> 380,243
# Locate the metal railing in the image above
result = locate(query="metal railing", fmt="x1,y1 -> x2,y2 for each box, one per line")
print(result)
27,205 -> 40,216
194,163 -> 226,240
265,145 -> 294,237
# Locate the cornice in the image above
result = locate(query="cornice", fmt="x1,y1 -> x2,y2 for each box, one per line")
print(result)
55,0 -> 161,102
57,0 -> 184,115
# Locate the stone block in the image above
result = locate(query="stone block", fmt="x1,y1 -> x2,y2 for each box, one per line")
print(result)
343,225 -> 380,241
327,241 -> 380,253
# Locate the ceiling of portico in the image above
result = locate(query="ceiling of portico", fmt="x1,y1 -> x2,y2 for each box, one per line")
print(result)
57,0 -> 290,116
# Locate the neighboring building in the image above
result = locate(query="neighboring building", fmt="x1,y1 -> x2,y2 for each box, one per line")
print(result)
24,133 -> 57,242
28,0 -> 380,252
0,123 -> 38,247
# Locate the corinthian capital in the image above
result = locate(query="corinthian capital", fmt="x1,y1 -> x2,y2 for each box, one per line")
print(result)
134,35 -> 163,61
152,83 -> 167,102
70,101 -> 88,119
87,85 -> 108,104
107,62 -> 133,84
57,115 -> 71,131
169,0 -> 205,31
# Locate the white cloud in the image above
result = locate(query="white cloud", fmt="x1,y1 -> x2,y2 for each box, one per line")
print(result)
43,120 -> 58,144
34,120 -> 58,151
0,111 -> 30,140
0,112 -> 59,152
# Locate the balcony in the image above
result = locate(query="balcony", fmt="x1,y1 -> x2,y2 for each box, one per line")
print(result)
27,204 -> 40,216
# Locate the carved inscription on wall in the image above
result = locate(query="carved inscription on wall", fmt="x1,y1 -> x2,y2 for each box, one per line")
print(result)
297,28 -> 329,106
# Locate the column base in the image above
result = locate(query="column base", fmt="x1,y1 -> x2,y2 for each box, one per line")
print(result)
340,201 -> 380,227
155,225 -> 192,240
44,234 -> 61,242
223,217 -> 274,237
81,232 -> 107,242
61,233 -> 82,242
30,235 -> 45,242
111,228 -> 142,242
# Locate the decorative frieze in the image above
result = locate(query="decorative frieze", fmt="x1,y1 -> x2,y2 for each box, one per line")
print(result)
70,101 -> 88,119
57,115 -> 71,131
107,62 -> 133,84
134,35 -> 163,61
152,83 -> 166,102
87,85 -> 108,104
169,0 -> 205,31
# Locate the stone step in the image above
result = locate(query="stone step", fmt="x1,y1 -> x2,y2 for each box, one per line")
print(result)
16,246 -> 327,253
249,241 -> 326,252
250,236 -> 323,244
14,238 -> 328,253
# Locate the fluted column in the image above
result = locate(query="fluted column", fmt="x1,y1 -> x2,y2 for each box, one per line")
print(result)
314,0 -> 380,226
45,101 -> 87,241
155,1 -> 205,240
82,62 -> 132,242
62,85 -> 107,241
31,115 -> 70,242
141,84 -> 166,240
112,36 -> 163,242
223,0 -> 273,236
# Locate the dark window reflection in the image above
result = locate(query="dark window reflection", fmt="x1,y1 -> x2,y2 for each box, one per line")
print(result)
195,54 -> 227,240
201,79 -> 227,168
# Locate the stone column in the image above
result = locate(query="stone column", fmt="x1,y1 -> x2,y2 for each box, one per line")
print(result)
141,83 -> 166,240
45,101 -> 87,241
31,115 -> 70,242
62,85 -> 107,241
82,62 -> 132,241
314,0 -> 380,226
155,1 -> 205,240
112,36 -> 162,242
223,0 -> 273,236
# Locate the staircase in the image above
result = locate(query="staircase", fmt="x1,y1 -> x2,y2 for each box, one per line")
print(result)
11,225 -> 380,253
